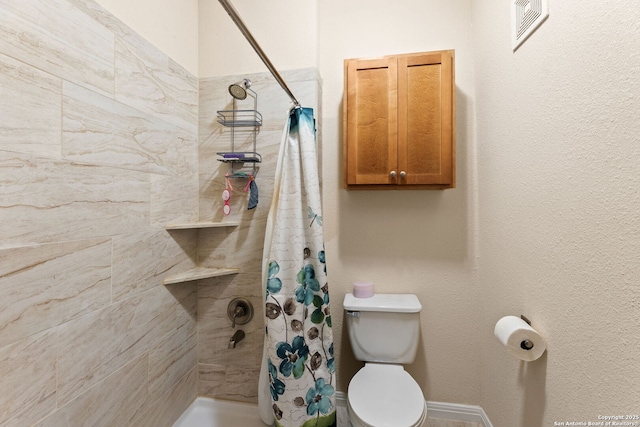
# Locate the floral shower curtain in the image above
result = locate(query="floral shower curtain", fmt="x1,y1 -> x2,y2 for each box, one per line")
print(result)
258,107 -> 336,427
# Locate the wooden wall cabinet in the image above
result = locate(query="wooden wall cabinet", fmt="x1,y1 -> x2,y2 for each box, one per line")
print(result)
343,50 -> 455,190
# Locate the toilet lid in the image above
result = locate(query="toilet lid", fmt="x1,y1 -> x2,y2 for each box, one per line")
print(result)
348,364 -> 425,427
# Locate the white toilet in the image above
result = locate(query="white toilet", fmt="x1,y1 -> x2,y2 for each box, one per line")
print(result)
343,293 -> 427,427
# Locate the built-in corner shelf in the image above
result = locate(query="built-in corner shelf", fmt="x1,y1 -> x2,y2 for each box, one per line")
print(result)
165,221 -> 240,230
163,266 -> 239,285
163,221 -> 240,285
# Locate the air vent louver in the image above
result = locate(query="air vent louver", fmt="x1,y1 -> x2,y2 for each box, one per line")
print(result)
512,0 -> 549,51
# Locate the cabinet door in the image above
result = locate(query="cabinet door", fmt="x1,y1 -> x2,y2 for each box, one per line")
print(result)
397,51 -> 454,186
345,57 -> 398,185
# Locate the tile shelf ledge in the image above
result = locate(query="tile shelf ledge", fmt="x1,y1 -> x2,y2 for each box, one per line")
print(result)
165,221 -> 240,230
163,267 -> 240,285
163,222 -> 240,284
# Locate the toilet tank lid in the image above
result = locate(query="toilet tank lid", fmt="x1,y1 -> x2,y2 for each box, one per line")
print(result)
343,293 -> 422,313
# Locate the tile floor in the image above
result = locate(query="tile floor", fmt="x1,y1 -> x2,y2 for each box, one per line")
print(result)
429,418 -> 484,427
336,404 -> 483,427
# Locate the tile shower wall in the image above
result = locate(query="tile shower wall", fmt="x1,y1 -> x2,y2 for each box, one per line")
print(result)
197,69 -> 320,403
0,0 -> 199,426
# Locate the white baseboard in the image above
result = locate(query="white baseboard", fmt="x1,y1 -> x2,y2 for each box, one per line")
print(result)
427,401 -> 494,427
336,392 -> 493,427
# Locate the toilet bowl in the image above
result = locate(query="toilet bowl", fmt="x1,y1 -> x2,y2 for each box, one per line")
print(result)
343,293 -> 427,427
347,363 -> 427,427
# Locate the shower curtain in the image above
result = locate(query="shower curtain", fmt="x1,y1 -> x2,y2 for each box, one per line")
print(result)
258,107 -> 336,427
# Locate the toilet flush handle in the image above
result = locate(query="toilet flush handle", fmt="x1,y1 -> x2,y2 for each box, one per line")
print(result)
346,310 -> 360,318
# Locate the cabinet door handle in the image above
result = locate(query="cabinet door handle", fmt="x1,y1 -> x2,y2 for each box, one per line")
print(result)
390,171 -> 396,178
400,171 -> 406,178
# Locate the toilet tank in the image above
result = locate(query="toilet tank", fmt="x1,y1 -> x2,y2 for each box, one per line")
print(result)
343,293 -> 422,364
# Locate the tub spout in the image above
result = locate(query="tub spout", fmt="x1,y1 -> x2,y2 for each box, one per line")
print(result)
228,330 -> 245,349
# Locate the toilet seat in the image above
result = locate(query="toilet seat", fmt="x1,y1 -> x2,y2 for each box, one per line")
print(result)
347,363 -> 426,427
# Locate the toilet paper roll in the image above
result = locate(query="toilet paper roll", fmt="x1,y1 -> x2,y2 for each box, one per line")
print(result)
494,316 -> 546,362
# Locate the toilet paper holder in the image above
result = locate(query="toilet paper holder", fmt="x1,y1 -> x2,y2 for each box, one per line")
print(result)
520,315 -> 534,350
494,314 -> 546,361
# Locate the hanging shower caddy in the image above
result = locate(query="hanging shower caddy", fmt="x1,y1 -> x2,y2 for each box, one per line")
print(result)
216,79 -> 262,176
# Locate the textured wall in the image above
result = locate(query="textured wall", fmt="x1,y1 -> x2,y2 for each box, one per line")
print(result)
316,0 -> 481,404
198,0 -> 317,78
0,0 -> 199,425
94,0 -> 198,75
472,0 -> 640,425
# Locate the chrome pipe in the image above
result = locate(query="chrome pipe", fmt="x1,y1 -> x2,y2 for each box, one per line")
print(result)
217,0 -> 301,107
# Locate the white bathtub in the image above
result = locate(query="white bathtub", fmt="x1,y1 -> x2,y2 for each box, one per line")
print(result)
173,397 -> 268,427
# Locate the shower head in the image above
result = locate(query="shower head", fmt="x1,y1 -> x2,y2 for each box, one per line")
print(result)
228,79 -> 251,100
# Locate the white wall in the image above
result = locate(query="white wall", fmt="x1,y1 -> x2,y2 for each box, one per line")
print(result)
472,0 -> 640,425
94,0 -> 317,78
95,0 -> 199,75
198,0 -> 317,77
317,0 -> 480,403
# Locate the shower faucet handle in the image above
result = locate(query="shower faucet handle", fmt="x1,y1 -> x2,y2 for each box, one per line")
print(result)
231,306 -> 245,328
227,298 -> 254,328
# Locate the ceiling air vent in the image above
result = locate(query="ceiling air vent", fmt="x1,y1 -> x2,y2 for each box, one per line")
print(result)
512,0 -> 549,51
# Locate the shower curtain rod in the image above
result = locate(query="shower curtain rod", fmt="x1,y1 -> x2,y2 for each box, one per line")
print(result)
218,0 -> 301,107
